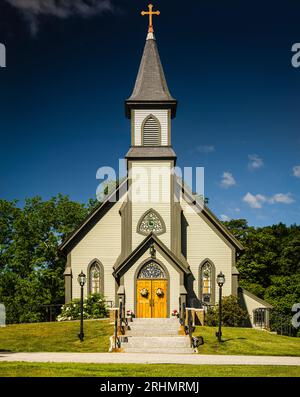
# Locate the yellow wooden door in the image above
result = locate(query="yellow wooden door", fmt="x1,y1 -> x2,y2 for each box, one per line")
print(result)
136,280 -> 152,318
152,280 -> 167,318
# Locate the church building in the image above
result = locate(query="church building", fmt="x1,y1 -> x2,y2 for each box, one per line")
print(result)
59,5 -> 272,327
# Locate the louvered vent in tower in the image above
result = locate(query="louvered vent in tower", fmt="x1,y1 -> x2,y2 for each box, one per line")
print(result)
142,115 -> 160,146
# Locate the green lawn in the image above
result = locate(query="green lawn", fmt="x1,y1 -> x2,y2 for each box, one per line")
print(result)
0,362 -> 299,377
0,320 -> 113,352
0,321 -> 299,358
194,326 -> 300,356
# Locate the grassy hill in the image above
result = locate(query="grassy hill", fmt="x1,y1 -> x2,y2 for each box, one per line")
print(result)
0,320 -> 113,353
194,326 -> 300,357
0,320 -> 299,357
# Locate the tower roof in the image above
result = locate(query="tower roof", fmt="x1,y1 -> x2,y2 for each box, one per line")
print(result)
125,33 -> 177,118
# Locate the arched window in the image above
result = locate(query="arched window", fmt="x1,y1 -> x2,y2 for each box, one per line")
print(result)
199,260 -> 215,304
88,261 -> 103,295
142,115 -> 161,146
137,209 -> 166,236
138,261 -> 166,279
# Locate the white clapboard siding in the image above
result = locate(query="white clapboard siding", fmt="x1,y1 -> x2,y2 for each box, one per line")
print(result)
180,199 -> 233,300
131,161 -> 172,250
134,109 -> 169,146
71,195 -> 126,304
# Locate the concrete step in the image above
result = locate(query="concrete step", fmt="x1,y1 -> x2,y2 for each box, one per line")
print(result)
131,318 -> 179,324
126,330 -> 180,337
128,325 -> 179,331
123,347 -> 194,354
123,336 -> 190,348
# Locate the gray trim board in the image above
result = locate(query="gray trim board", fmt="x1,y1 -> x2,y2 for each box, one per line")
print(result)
113,233 -> 190,278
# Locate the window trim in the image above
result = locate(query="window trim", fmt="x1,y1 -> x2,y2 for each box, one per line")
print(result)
136,208 -> 166,236
141,114 -> 162,146
87,259 -> 104,295
198,259 -> 216,305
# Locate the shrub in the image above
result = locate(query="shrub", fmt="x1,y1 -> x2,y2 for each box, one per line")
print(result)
205,295 -> 250,327
57,293 -> 108,321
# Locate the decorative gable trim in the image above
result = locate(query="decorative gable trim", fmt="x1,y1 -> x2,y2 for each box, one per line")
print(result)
113,233 -> 190,278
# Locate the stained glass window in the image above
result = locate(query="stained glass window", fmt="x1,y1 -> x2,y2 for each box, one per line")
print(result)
138,210 -> 165,235
89,263 -> 101,294
138,261 -> 166,279
201,262 -> 212,303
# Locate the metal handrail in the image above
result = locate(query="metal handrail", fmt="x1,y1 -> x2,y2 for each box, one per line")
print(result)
187,309 -> 193,347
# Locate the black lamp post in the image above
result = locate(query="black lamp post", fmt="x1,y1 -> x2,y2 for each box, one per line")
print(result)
216,271 -> 225,342
77,271 -> 86,342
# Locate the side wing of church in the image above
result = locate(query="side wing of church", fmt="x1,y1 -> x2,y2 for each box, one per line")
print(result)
59,27 -> 272,327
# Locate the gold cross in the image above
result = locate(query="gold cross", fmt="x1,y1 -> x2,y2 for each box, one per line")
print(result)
141,4 -> 160,33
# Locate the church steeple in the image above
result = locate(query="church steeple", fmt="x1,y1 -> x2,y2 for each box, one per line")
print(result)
125,4 -> 177,119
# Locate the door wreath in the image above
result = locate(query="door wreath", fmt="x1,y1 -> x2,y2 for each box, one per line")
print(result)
140,288 -> 149,297
156,288 -> 164,297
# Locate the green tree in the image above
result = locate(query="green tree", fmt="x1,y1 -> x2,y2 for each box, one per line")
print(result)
0,196 -> 89,323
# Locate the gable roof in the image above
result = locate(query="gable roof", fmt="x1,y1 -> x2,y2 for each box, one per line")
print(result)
59,175 -> 244,255
239,288 -> 273,309
59,178 -> 128,254
176,177 -> 244,252
113,232 -> 191,277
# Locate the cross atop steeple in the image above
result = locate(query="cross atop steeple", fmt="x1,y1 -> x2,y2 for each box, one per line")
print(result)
141,4 -> 160,33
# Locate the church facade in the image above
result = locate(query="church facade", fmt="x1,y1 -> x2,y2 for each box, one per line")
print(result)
59,21 -> 272,327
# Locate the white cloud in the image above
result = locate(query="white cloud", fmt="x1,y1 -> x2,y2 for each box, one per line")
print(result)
243,192 -> 267,208
197,145 -> 215,153
220,172 -> 236,189
248,154 -> 264,171
5,0 -> 115,34
293,165 -> 300,178
243,192 -> 295,208
269,193 -> 294,204
220,214 -> 231,221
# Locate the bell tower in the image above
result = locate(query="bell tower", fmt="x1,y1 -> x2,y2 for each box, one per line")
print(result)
125,4 -> 180,253
125,4 -> 177,153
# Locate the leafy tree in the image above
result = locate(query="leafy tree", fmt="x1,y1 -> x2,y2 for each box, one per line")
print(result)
0,196 -> 89,323
223,219 -> 300,315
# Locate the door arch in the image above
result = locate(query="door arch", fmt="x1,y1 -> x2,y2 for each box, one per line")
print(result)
135,260 -> 169,318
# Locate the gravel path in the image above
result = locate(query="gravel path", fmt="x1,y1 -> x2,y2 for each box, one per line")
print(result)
0,352 -> 299,366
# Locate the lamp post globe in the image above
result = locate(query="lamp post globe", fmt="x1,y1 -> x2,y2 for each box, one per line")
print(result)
77,271 -> 86,287
217,272 -> 225,287
216,271 -> 225,342
77,271 -> 86,342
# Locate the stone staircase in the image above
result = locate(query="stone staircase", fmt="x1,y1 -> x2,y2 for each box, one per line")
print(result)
120,318 -> 195,354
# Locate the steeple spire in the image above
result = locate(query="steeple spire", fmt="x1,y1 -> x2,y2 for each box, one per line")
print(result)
125,5 -> 177,118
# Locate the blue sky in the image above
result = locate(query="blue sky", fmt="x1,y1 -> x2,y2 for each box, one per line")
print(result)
0,0 -> 299,227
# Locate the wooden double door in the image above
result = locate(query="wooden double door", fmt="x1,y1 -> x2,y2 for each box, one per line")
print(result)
136,279 -> 167,318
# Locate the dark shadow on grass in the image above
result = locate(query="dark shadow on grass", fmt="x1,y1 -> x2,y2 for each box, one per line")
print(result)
222,337 -> 247,342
